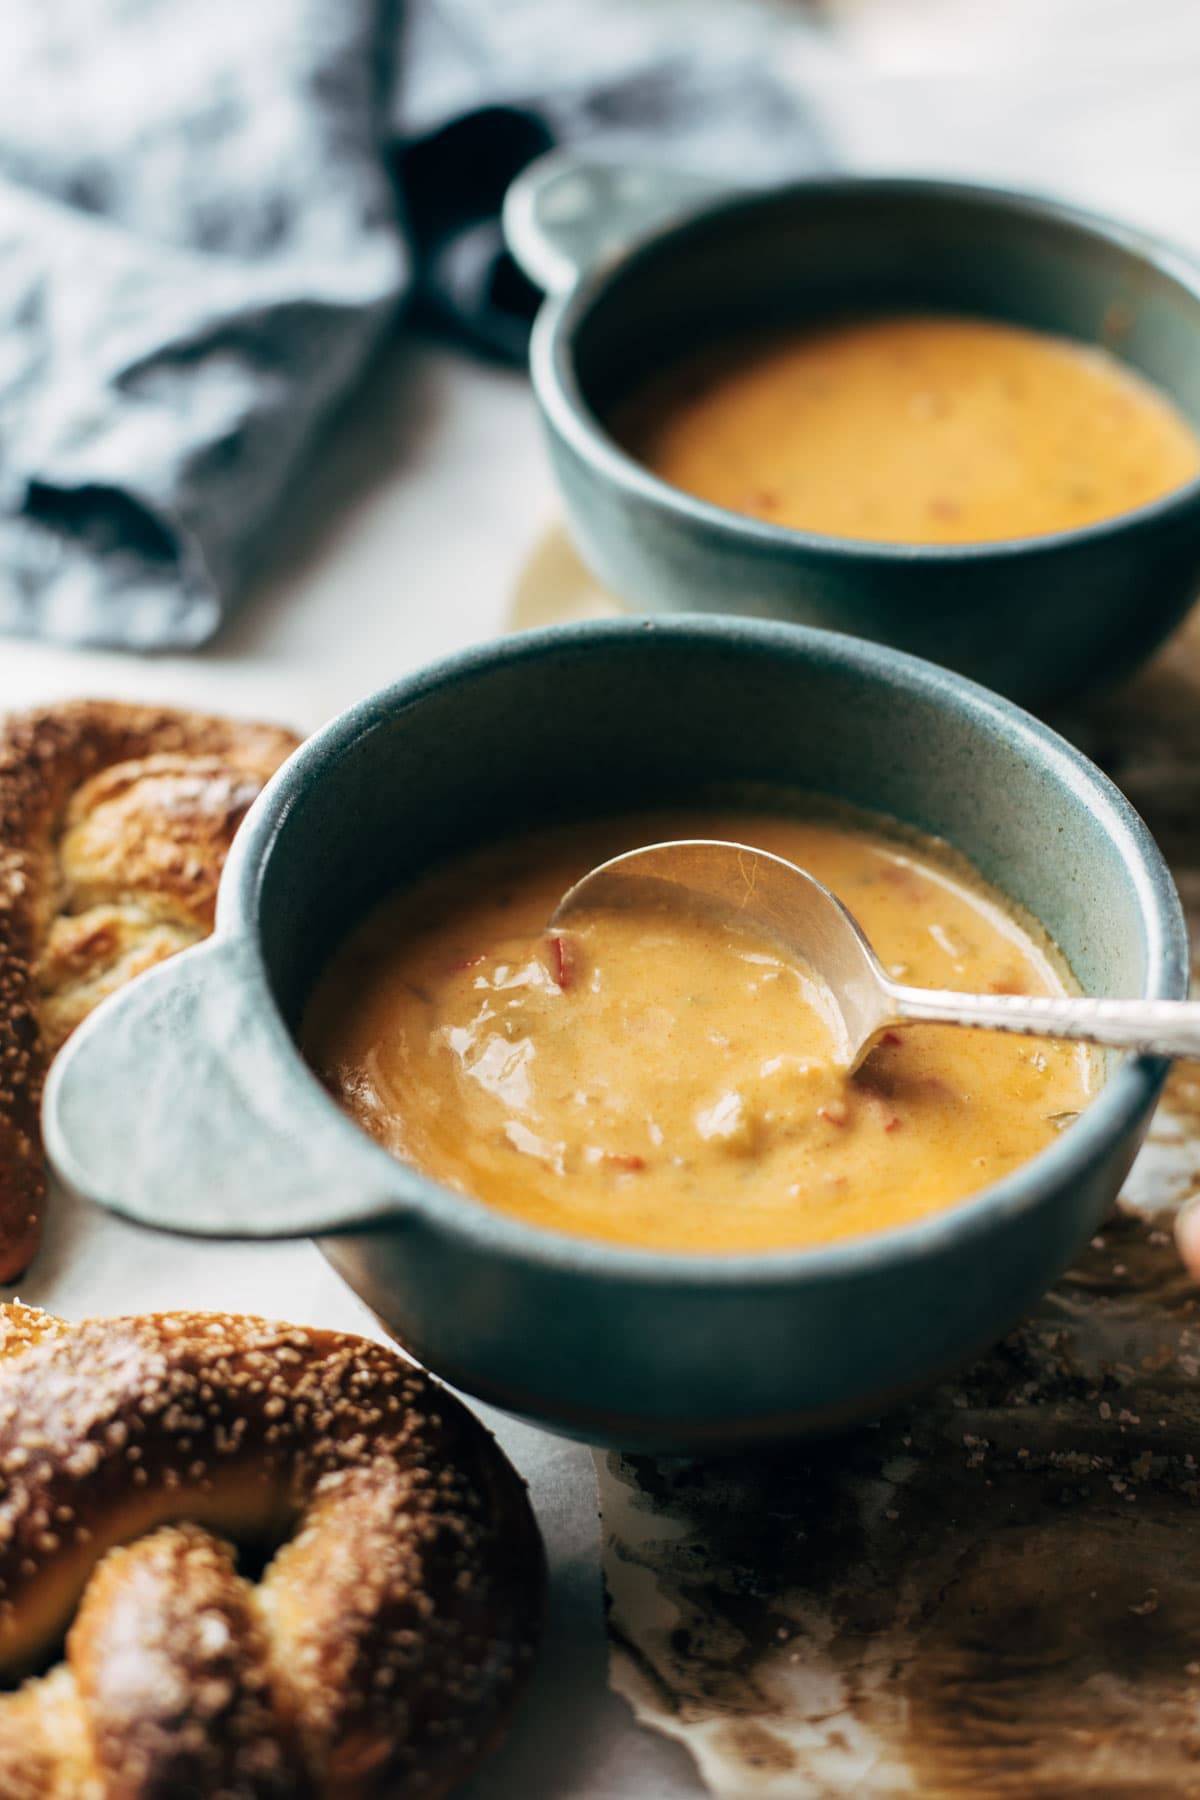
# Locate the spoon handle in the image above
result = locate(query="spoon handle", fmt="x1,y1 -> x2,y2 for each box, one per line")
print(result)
886,986 -> 1200,1059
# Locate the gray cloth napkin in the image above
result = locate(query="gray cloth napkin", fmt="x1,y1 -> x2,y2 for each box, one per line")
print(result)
0,0 -> 827,651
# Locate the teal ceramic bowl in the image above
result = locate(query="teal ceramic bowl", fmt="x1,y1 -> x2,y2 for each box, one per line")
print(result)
505,156 -> 1200,708
44,619 -> 1187,1451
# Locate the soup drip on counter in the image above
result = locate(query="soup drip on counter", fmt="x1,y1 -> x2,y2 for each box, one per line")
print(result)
303,807 -> 1095,1256
613,315 -> 1200,545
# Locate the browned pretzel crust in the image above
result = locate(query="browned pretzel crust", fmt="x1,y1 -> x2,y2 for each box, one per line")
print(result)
0,702 -> 300,1279
0,1305 -> 545,1798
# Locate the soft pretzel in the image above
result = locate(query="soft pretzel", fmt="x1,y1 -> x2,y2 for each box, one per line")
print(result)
0,1305 -> 544,1798
0,701 -> 299,1279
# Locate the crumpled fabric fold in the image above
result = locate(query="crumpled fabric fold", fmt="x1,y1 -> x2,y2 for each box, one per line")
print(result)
0,0 -> 826,649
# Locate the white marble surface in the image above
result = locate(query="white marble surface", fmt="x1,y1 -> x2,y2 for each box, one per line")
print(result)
4,5 -> 1200,1793
805,0 -> 1200,252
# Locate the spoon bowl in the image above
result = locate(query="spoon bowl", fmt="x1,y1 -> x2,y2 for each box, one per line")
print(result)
551,838 -> 888,1070
554,838 -> 1200,1071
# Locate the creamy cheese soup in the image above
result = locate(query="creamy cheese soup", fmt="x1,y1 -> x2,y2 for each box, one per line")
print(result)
303,807 -> 1095,1256
614,315 -> 1200,545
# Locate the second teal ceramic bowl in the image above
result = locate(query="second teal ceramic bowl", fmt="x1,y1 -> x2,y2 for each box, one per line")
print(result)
44,620 -> 1187,1450
506,158 -> 1200,708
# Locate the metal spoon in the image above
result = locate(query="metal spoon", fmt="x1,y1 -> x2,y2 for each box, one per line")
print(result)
551,839 -> 1200,1074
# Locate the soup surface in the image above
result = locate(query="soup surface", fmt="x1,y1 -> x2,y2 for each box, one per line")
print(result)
303,807 -> 1095,1256
614,315 -> 1200,545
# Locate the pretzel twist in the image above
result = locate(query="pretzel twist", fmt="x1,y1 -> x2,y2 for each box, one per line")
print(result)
0,702 -> 299,1277
0,1304 -> 544,1798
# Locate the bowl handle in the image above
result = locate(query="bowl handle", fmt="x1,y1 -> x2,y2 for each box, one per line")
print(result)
503,148 -> 737,295
43,937 -> 405,1240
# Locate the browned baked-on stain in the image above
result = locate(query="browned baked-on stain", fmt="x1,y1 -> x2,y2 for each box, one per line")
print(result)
902,1507 -> 1200,1797
610,1435 -> 876,1720
0,702 -> 299,1280
606,1211 -> 1200,1795
715,1721 -> 797,1775
890,1218 -> 1200,1793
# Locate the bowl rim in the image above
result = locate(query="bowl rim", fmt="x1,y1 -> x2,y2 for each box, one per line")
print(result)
218,616 -> 1187,1286
531,172 -> 1200,565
